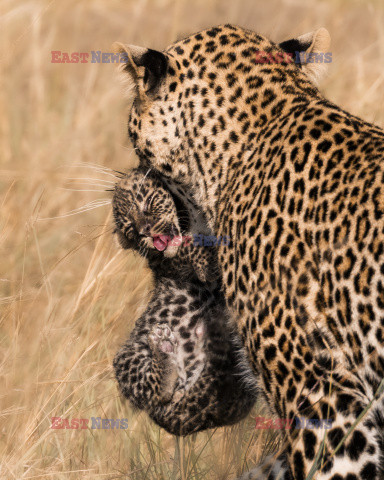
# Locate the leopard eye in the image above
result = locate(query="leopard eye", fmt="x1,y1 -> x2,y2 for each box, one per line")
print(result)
143,193 -> 155,213
123,223 -> 134,236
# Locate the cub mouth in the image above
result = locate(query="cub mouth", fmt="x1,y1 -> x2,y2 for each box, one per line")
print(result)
152,235 -> 170,252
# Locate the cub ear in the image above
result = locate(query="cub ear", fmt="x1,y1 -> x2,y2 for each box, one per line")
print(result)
113,43 -> 168,97
279,28 -> 331,85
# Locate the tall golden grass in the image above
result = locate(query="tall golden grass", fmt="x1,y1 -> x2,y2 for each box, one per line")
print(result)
1,0 -> 384,478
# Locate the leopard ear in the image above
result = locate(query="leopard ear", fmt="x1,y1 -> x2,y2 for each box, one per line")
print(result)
279,28 -> 331,85
113,43 -> 168,97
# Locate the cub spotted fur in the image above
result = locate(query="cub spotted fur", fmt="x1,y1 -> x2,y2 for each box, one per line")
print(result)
113,168 -> 255,435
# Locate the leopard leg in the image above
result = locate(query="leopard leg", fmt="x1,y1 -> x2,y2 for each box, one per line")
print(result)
237,293 -> 384,480
185,244 -> 219,283
148,323 -> 179,404
113,322 -> 178,410
238,370 -> 383,480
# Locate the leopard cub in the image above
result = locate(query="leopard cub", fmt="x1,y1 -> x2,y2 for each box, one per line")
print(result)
113,167 -> 217,282
113,168 -> 255,435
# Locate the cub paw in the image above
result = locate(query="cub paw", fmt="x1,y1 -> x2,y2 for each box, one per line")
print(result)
149,323 -> 178,355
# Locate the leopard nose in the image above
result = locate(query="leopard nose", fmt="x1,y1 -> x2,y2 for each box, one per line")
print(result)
140,223 -> 152,237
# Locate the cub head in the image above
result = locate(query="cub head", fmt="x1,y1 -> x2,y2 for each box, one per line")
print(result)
113,168 -> 187,258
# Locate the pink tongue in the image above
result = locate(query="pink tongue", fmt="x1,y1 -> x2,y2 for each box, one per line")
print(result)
153,236 -> 168,252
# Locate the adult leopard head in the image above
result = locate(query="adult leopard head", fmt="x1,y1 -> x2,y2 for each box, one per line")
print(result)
115,25 -> 330,225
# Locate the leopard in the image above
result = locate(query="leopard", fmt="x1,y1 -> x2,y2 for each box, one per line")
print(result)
114,24 -> 384,479
112,167 -> 256,436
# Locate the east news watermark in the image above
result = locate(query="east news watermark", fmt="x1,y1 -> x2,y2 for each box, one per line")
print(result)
51,50 -> 332,64
51,51 -> 129,63
51,417 -> 128,429
159,234 -> 231,247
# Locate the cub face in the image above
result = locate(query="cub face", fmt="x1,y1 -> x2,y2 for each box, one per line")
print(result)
113,169 -> 183,258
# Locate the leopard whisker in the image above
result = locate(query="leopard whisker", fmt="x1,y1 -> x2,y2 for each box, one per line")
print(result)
38,199 -> 111,221
66,177 -> 116,186
60,188 -> 111,193
66,163 -> 123,180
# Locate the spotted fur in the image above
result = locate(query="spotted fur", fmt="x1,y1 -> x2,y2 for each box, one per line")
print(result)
116,24 -> 384,479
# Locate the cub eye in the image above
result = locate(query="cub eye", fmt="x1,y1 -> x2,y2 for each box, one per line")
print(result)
115,220 -> 125,231
143,193 -> 155,213
122,223 -> 134,236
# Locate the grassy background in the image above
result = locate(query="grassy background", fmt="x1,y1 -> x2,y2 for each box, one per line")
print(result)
1,0 -> 384,478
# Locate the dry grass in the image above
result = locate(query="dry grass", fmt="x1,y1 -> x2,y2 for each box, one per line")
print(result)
1,0 -> 384,478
